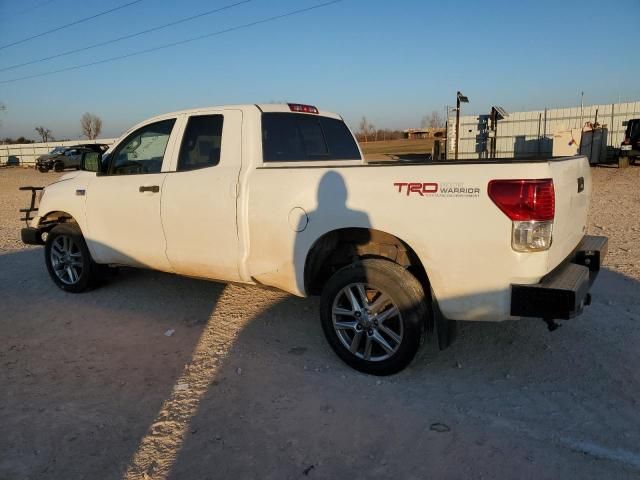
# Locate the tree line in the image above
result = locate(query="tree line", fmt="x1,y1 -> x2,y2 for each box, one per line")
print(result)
0,104 -> 104,144
355,110 -> 445,142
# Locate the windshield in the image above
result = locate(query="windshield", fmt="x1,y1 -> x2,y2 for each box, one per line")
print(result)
50,147 -> 65,154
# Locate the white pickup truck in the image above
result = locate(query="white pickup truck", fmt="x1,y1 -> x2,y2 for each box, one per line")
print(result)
20,103 -> 607,375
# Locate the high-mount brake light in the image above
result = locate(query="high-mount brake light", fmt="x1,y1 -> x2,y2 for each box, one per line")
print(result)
488,179 -> 555,252
288,103 -> 319,114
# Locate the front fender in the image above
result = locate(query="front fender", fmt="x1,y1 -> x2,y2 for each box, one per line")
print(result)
35,172 -> 95,239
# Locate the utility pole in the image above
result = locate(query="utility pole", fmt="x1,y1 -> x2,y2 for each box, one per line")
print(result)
455,91 -> 469,160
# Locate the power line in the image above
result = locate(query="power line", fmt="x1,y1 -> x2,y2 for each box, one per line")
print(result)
0,0 -> 343,85
0,0 -> 144,50
0,0 -> 255,72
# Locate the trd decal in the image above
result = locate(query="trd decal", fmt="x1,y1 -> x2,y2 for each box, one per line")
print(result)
394,182 -> 437,196
394,182 -> 481,198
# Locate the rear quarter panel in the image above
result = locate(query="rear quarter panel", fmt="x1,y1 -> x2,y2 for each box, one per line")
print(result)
246,160 -> 573,321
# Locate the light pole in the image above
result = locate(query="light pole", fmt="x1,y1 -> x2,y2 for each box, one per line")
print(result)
455,91 -> 469,160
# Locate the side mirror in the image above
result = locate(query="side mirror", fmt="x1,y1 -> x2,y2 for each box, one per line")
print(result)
81,151 -> 101,172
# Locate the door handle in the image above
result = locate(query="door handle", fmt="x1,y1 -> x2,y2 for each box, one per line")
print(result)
139,185 -> 160,193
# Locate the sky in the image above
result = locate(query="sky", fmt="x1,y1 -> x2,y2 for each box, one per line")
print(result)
0,0 -> 638,140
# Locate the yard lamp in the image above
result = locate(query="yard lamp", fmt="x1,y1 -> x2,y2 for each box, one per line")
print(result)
455,91 -> 469,160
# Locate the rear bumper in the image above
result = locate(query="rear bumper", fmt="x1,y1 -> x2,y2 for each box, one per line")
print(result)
510,235 -> 608,320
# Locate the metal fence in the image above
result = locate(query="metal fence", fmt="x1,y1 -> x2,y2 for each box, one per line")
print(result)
0,138 -> 117,166
446,101 -> 640,160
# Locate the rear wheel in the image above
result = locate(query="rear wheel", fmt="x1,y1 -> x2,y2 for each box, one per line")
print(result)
44,223 -> 99,292
320,259 -> 427,375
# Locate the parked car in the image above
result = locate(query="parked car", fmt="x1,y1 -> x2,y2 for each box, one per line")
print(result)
620,118 -> 640,165
36,144 -> 109,172
20,104 -> 607,375
35,146 -> 68,172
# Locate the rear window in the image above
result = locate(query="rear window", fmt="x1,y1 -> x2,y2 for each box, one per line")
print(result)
262,113 -> 361,162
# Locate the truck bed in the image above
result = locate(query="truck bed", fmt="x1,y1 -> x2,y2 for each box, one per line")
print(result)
264,156 -> 581,168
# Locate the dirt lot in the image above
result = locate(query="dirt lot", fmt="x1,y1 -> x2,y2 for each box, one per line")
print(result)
1,166 -> 640,479
361,138 -> 435,161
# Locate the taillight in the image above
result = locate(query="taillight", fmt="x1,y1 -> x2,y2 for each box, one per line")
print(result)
488,179 -> 555,252
288,103 -> 319,114
488,179 -> 554,221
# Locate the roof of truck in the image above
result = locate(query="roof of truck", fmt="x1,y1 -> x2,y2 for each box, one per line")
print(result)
152,104 -> 342,121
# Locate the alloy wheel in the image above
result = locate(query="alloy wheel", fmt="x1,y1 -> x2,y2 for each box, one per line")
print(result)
50,234 -> 84,285
331,283 -> 404,362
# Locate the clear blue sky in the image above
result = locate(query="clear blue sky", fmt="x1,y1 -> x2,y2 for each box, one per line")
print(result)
0,0 -> 638,140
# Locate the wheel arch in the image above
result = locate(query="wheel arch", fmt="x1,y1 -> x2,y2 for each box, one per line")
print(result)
36,210 -> 86,242
39,210 -> 79,227
303,227 -> 430,297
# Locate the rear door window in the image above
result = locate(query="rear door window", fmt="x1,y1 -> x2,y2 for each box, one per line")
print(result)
178,115 -> 224,171
262,113 -> 361,162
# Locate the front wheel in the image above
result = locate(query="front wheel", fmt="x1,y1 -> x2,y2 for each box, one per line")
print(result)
45,223 -> 100,292
38,166 -> 49,173
53,162 -> 64,172
320,259 -> 428,375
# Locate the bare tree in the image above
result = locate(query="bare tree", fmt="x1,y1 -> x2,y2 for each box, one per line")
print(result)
421,110 -> 444,129
358,116 -> 370,142
35,126 -> 53,142
81,112 -> 103,140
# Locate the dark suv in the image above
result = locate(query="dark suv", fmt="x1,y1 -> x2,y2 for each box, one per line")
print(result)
36,144 -> 110,172
620,119 -> 640,165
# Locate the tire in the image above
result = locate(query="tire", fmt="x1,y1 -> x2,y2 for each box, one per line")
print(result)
38,166 -> 49,173
320,259 -> 428,375
44,223 -> 100,293
53,162 -> 64,172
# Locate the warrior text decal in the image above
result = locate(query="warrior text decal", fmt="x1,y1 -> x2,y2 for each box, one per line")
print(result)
394,182 -> 481,198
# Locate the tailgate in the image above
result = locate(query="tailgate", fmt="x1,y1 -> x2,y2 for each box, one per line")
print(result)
547,156 -> 591,270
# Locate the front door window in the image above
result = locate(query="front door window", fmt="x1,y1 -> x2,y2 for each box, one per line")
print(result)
109,119 -> 175,175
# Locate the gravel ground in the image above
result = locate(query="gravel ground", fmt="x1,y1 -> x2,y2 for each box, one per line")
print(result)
1,165 -> 640,479
0,167 -> 63,252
